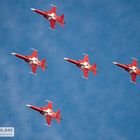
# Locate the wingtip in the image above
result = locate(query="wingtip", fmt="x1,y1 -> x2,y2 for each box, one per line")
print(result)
82,53 -> 89,56
50,4 -> 56,7
31,48 -> 38,51
131,57 -> 138,61
130,81 -> 136,84
29,71 -> 37,75
48,27 -> 55,31
45,100 -> 53,103
44,123 -> 51,127
81,76 -> 88,80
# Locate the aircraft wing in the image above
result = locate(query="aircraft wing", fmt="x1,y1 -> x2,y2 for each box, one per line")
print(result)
45,115 -> 52,126
131,73 -> 137,83
31,50 -> 38,58
50,19 -> 56,30
132,59 -> 137,67
31,64 -> 37,73
83,55 -> 89,63
42,102 -> 53,110
50,6 -> 56,14
82,69 -> 89,79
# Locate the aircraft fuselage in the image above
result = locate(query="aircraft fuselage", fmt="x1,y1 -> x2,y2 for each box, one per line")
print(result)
80,62 -> 91,70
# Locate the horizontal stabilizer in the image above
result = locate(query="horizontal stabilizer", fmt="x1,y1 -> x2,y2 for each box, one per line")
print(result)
41,59 -> 46,71
59,14 -> 65,27
56,109 -> 61,124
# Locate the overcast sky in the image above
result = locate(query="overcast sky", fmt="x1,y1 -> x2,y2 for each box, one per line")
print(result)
0,0 -> 140,140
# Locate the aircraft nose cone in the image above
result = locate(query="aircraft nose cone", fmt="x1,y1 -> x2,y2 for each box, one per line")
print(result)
26,104 -> 31,107
113,62 -> 117,65
11,52 -> 16,55
64,57 -> 68,60
31,8 -> 36,11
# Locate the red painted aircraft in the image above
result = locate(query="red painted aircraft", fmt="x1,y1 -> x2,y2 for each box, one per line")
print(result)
26,101 -> 61,126
113,58 -> 140,84
11,50 -> 46,74
31,4 -> 65,30
64,54 -> 97,79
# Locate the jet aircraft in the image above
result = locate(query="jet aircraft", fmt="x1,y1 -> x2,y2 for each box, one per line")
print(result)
64,54 -> 97,79
113,58 -> 140,84
11,50 -> 46,74
31,5 -> 65,30
26,101 -> 61,126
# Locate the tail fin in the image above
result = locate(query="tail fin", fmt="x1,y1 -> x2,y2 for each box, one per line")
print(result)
91,63 -> 97,76
41,59 -> 46,71
56,109 -> 61,124
59,14 -> 65,27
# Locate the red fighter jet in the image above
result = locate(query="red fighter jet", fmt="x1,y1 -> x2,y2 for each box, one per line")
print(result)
11,50 -> 46,74
31,4 -> 65,30
113,58 -> 140,84
64,54 -> 97,79
26,101 -> 61,126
